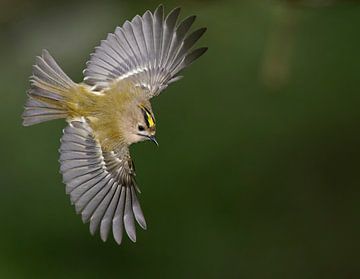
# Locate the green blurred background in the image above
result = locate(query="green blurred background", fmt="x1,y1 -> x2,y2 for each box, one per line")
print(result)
1,0 -> 359,278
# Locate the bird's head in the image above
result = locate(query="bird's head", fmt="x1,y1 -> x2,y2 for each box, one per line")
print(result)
122,102 -> 157,146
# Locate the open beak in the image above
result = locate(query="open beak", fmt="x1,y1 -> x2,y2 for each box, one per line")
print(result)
148,135 -> 158,146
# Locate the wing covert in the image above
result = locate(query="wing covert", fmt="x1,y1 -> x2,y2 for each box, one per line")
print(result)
83,5 -> 207,97
59,119 -> 146,244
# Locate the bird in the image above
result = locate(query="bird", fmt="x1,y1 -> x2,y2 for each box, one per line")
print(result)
22,5 -> 207,245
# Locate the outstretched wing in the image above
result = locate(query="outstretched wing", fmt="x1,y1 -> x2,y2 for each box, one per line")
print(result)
83,5 -> 207,97
59,119 -> 146,244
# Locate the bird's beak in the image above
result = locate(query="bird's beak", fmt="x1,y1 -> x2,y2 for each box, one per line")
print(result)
148,135 -> 158,146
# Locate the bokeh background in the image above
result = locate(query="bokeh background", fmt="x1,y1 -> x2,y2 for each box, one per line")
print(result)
1,0 -> 359,278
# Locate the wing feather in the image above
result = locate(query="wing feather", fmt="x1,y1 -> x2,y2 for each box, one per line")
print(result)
82,178 -> 115,224
142,11 -> 155,73
153,5 -> 164,72
100,184 -> 122,241
69,172 -> 107,203
131,186 -> 147,229
164,15 -> 196,70
76,174 -> 112,216
124,186 -> 136,242
113,186 -> 126,244
159,7 -> 181,69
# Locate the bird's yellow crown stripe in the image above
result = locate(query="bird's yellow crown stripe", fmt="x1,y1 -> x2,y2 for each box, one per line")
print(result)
139,105 -> 155,128
147,112 -> 155,127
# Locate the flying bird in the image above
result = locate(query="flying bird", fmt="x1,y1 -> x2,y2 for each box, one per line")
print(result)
22,5 -> 207,244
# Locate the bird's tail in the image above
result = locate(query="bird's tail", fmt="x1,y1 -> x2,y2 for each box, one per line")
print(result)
22,50 -> 77,126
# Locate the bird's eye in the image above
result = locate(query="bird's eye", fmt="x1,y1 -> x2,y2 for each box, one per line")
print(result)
138,125 -> 145,131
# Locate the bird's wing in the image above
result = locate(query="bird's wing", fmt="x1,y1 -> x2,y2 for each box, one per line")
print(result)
59,119 -> 146,244
83,5 -> 207,98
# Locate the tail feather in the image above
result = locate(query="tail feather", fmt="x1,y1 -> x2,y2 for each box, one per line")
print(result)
22,50 -> 76,126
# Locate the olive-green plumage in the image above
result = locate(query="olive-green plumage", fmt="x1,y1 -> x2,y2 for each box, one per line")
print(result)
65,81 -> 154,151
22,5 -> 207,244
